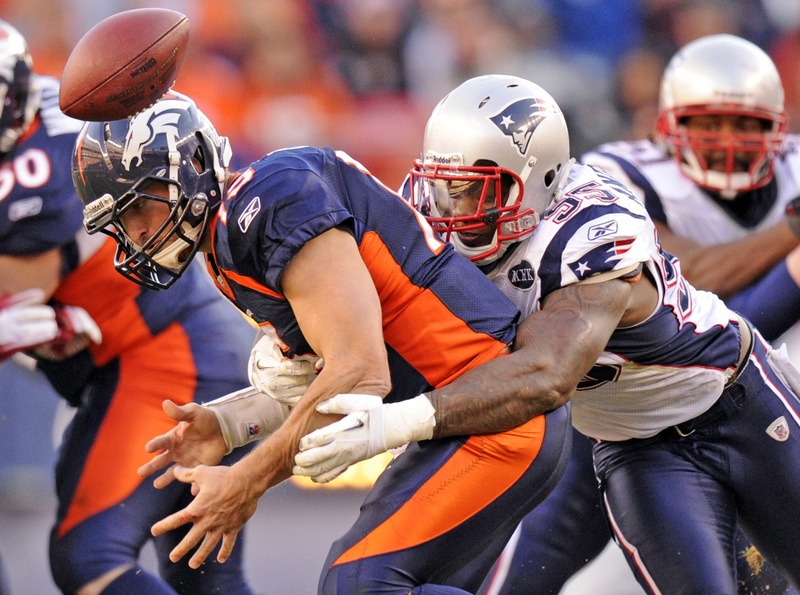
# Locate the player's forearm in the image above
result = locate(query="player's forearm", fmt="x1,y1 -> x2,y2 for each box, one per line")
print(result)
427,348 -> 569,438
671,222 -> 798,298
428,314 -> 588,437
428,281 -> 625,438
235,366 -> 376,492
234,400 -> 325,494
0,250 -> 62,296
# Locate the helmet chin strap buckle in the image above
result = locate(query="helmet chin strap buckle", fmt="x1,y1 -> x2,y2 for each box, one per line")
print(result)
190,193 -> 208,217
482,208 -> 500,226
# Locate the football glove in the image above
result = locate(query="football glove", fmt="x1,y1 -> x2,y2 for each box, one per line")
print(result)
33,303 -> 103,361
293,393 -> 436,483
0,289 -> 59,361
248,330 -> 323,406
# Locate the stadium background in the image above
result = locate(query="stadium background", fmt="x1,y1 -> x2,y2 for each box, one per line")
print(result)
1,0 -> 799,592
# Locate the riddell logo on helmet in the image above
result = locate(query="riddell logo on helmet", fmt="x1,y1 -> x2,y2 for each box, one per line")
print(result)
714,90 -> 748,101
490,98 -> 556,156
426,152 -> 462,167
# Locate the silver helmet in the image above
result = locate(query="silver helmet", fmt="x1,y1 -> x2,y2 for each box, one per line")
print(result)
0,20 -> 40,157
656,34 -> 787,197
409,74 -> 571,264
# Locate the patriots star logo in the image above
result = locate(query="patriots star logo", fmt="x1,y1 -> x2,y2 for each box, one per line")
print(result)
490,97 -> 557,156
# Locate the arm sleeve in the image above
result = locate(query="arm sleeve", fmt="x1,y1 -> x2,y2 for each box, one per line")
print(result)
726,260 -> 800,342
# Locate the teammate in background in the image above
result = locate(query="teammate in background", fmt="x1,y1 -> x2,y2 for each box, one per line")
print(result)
0,21 -> 258,594
577,33 -> 800,593
72,91 -> 571,593
476,35 -> 800,595
293,74 -> 800,593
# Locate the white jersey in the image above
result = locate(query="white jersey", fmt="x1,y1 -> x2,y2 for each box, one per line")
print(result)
581,135 -> 800,244
486,162 -> 743,441
582,135 -> 800,365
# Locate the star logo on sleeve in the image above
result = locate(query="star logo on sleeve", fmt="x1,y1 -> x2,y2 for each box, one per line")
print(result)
574,261 -> 591,276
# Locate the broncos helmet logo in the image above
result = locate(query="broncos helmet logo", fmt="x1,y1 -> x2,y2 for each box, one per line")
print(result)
121,97 -> 191,170
490,97 -> 557,156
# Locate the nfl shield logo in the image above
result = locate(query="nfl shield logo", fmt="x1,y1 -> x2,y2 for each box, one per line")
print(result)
766,416 -> 790,442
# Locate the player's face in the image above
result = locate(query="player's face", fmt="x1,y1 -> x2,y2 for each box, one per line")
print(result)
684,114 -> 766,173
118,182 -> 172,249
447,178 -> 497,248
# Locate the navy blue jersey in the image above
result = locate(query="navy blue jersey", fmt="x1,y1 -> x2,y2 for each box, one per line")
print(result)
209,146 -> 520,402
0,76 -> 83,255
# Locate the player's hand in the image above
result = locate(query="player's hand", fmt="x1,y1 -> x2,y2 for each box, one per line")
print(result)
33,304 -> 102,360
292,394 -> 389,483
248,330 -> 323,406
151,462 -> 258,569
138,400 -> 228,489
0,289 -> 58,361
294,394 -> 437,483
293,394 -> 386,483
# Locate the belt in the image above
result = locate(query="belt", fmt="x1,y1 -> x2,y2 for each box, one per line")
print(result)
725,317 -> 754,388
672,318 -> 754,438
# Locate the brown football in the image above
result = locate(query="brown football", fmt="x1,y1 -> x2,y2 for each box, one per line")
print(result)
59,8 -> 190,121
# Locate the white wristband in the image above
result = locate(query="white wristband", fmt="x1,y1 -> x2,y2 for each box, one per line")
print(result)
203,386 -> 291,453
383,394 -> 436,447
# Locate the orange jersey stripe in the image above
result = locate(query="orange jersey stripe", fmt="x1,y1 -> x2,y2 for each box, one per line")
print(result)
52,238 -> 154,366
360,231 -> 509,388
56,322 -> 197,538
215,265 -> 284,299
332,415 -> 547,566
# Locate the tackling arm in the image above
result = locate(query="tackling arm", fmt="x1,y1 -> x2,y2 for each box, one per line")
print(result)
428,278 -> 631,437
294,276 -> 636,482
655,220 -> 799,299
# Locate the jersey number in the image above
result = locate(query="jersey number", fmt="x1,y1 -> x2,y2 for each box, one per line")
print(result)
0,149 -> 51,202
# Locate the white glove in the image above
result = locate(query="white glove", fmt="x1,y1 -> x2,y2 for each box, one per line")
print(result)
33,304 -> 103,361
293,394 -> 436,483
0,289 -> 58,361
248,330 -> 323,406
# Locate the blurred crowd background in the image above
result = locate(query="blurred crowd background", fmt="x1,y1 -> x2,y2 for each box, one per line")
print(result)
3,0 -> 800,190
2,1 -> 799,591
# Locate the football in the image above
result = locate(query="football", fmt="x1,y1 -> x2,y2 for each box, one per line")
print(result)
59,8 -> 190,121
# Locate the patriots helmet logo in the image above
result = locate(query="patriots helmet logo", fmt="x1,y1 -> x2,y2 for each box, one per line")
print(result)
490,98 -> 556,156
121,97 -> 192,170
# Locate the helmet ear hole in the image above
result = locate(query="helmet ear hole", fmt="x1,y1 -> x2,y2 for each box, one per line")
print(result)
544,169 -> 556,186
192,143 -> 206,173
